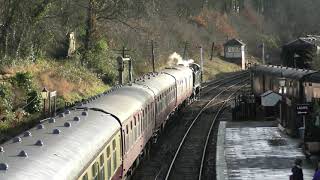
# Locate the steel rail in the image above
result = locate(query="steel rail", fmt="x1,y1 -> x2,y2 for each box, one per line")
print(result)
201,73 -> 249,96
198,83 -> 249,180
201,71 -> 249,89
164,78 -> 249,180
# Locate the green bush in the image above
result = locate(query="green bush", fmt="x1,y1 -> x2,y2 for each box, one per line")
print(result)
11,72 -> 34,92
0,83 -> 15,122
84,39 -> 117,85
11,72 -> 42,114
25,90 -> 42,114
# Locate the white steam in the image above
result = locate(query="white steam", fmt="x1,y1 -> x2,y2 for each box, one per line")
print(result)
167,52 -> 194,67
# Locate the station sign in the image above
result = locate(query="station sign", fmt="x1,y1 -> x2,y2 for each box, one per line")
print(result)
296,104 -> 309,115
50,91 -> 57,98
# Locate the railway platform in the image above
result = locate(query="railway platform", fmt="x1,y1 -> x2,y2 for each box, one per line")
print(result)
216,120 -> 318,180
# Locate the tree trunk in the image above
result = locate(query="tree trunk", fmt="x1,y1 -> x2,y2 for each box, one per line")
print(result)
82,0 -> 98,66
3,31 -> 8,59
15,30 -> 25,59
85,0 -> 97,51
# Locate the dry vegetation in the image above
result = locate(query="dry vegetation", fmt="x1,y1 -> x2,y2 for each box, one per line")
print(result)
202,57 -> 241,81
4,60 -> 108,102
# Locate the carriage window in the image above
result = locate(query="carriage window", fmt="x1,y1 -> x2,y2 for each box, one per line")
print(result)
134,117 -> 136,126
126,125 -> 128,134
100,154 -> 104,165
82,173 -> 88,180
137,116 -> 140,136
107,153 -> 111,180
112,140 -> 116,150
92,162 -> 99,180
112,139 -> 118,171
99,154 -> 105,180
112,150 -> 117,172
107,146 -> 110,157
130,121 -> 133,130
112,140 -> 117,171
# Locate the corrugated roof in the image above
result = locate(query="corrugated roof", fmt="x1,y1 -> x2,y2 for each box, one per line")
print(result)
283,36 -> 320,47
304,73 -> 320,83
252,65 -> 316,80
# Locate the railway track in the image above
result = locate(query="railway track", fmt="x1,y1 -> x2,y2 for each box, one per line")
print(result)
132,71 -> 249,180
201,71 -> 248,89
165,80 -> 248,180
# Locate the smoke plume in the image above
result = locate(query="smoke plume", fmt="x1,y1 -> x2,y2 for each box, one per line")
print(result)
167,52 -> 194,67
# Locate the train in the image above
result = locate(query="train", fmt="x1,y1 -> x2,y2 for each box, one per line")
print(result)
251,64 -> 320,156
0,63 -> 201,180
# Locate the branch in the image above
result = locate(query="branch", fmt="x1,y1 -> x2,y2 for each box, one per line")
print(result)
113,18 -> 148,34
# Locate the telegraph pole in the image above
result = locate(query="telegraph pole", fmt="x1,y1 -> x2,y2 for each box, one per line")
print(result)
183,41 -> 189,59
151,40 -> 155,72
210,42 -> 215,60
200,46 -> 204,83
262,42 -> 265,64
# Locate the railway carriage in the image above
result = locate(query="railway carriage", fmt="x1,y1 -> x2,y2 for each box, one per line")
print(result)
134,72 -> 176,132
82,84 -> 155,179
0,109 -> 122,180
162,65 -> 194,107
0,63 -> 201,180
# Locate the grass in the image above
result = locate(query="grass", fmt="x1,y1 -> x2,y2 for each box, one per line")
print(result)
202,57 -> 241,81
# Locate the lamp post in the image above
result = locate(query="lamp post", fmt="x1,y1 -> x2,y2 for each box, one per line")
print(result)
279,73 -> 287,126
41,88 -> 48,118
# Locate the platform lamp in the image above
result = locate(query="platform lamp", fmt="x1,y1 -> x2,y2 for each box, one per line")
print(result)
41,87 -> 49,118
279,73 -> 287,126
279,73 -> 287,95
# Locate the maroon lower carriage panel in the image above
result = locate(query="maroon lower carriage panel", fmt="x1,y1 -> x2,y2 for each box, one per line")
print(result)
112,165 -> 123,180
122,127 -> 153,176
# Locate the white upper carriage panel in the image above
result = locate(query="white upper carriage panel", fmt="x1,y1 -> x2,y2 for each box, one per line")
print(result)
0,109 -> 120,180
134,72 -> 176,100
162,65 -> 194,105
80,84 -> 154,124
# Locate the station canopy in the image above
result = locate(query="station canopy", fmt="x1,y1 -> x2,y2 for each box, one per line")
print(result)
260,90 -> 282,107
